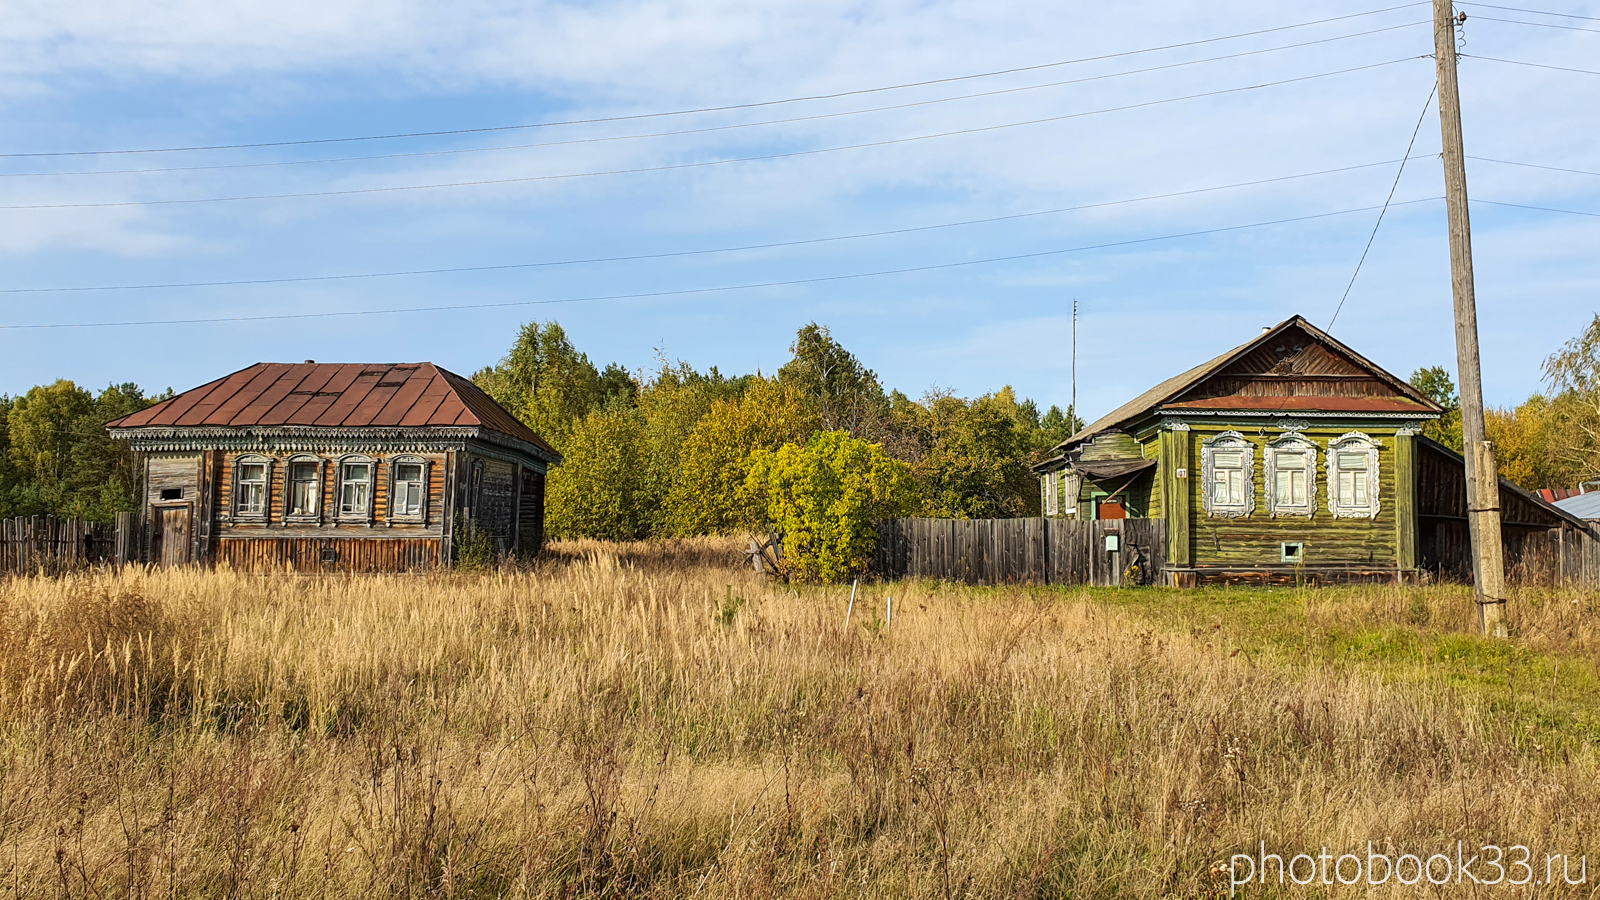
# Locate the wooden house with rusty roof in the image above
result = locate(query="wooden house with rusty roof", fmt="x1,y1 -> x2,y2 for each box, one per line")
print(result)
1034,315 -> 1592,585
106,362 -> 560,571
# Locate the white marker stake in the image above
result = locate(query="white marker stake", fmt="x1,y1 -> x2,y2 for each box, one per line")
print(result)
886,596 -> 892,632
845,579 -> 858,628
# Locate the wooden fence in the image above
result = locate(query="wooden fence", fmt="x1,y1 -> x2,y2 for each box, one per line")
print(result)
0,514 -> 136,574
870,517 -> 1166,586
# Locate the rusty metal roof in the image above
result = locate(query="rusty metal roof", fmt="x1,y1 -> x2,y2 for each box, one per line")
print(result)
106,362 -> 558,458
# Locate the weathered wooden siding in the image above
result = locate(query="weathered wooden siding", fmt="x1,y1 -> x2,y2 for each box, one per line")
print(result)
1415,438 -> 1582,583
216,537 -> 442,572
1078,431 -> 1142,461
213,450 -> 447,534
1187,425 -> 1402,569
871,517 -> 1166,586
517,468 -> 546,555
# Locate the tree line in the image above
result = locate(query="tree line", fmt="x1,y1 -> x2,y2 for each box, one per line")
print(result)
3,314 -> 1596,537
470,321 -> 1082,556
1408,314 -> 1600,492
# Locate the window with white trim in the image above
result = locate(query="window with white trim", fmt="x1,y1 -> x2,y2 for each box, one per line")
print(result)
337,457 -> 375,522
1201,432 -> 1254,518
1327,432 -> 1380,519
285,456 -> 321,519
1042,470 -> 1059,517
1060,472 -> 1081,518
1265,434 -> 1317,517
233,456 -> 271,520
389,456 -> 429,523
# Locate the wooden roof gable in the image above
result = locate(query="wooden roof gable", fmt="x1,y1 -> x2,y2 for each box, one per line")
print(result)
1052,315 -> 1441,453
106,362 -> 558,458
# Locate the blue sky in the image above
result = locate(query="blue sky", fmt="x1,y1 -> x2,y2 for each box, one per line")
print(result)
0,0 -> 1595,423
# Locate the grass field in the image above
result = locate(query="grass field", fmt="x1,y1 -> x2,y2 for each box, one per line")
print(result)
1,540 -> 1597,898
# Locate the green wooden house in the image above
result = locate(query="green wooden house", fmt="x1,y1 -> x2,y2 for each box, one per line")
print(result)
1033,315 -> 1589,585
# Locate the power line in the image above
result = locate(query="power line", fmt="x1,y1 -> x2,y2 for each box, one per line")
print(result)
1461,54 -> 1600,75
0,22 -> 1428,180
1467,13 -> 1600,32
0,3 -> 1428,160
1329,84 -> 1436,329
1475,198 -> 1600,216
1458,1 -> 1600,21
0,158 -> 1423,295
0,57 -> 1425,211
1469,155 -> 1600,177
0,198 -> 1444,330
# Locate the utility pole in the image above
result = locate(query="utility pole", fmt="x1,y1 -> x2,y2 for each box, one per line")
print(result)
1433,0 -> 1507,637
1072,299 -> 1078,430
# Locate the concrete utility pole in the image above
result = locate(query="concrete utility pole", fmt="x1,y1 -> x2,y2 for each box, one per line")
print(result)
1071,299 -> 1078,429
1433,0 -> 1507,637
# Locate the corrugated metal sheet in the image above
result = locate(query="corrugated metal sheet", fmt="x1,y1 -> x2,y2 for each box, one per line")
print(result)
1554,491 -> 1600,520
107,362 -> 557,457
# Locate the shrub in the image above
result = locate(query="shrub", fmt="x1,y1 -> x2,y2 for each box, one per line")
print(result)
747,430 -> 916,583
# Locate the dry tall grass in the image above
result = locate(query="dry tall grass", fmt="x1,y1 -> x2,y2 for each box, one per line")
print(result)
0,540 -> 1596,898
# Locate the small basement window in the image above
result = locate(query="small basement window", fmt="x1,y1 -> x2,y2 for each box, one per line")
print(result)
160,488 -> 183,501
1281,542 -> 1305,564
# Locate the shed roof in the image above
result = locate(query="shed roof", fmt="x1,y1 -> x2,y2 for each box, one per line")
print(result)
1554,491 -> 1600,520
106,362 -> 558,459
1052,315 -> 1440,454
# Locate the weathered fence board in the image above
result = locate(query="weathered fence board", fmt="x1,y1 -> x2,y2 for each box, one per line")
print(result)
871,517 -> 1166,586
0,515 -> 121,574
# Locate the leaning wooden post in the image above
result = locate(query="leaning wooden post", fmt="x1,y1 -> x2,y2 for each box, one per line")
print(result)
1434,0 -> 1507,636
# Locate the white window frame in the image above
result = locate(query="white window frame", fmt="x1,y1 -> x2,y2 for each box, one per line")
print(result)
283,455 -> 323,523
1042,470 -> 1059,517
335,455 -> 376,525
1060,472 -> 1082,518
1201,431 -> 1254,518
1327,432 -> 1381,519
231,455 -> 272,522
1264,434 -> 1317,518
388,455 -> 430,525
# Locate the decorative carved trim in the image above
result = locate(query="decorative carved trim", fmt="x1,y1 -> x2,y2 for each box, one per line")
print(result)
1200,431 -> 1255,518
1326,432 -> 1381,519
227,454 -> 273,523
388,455 -> 431,526
334,454 -> 377,527
1163,421 -> 1191,432
1395,421 -> 1424,436
1264,433 -> 1317,518
1273,419 -> 1311,433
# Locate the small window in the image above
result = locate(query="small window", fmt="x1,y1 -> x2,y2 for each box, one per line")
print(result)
1327,433 -> 1381,519
1281,542 -> 1305,564
160,488 -> 183,501
1201,432 -> 1254,518
287,459 -> 320,518
338,458 -> 374,521
389,457 -> 429,522
1266,434 -> 1317,518
233,457 -> 271,519
1042,471 -> 1059,517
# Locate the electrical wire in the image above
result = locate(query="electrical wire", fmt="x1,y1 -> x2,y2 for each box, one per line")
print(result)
1465,13 -> 1600,32
0,22 -> 1429,180
1460,54 -> 1600,75
0,57 -> 1426,211
0,198 -> 1444,330
1475,198 -> 1600,216
1457,1 -> 1600,21
0,158 -> 1425,295
1469,156 -> 1600,177
0,2 -> 1429,159
1328,85 -> 1436,330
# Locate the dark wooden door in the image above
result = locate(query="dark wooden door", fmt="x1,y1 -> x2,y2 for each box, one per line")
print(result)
1098,499 -> 1127,520
153,506 -> 191,567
